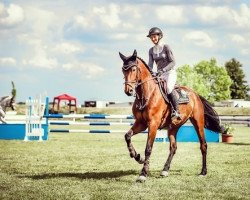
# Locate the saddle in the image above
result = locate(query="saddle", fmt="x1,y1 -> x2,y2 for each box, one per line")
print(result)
157,77 -> 189,104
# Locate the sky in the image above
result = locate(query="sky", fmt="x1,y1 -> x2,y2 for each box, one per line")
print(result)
0,0 -> 250,103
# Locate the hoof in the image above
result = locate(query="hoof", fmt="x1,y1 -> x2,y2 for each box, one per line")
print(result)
160,171 -> 169,177
136,175 -> 147,182
198,174 -> 206,177
198,172 -> 207,177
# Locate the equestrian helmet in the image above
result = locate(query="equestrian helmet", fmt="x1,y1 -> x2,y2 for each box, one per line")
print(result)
147,27 -> 163,38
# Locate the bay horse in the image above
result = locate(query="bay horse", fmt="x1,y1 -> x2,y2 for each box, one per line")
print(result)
0,96 -> 16,123
119,50 -> 222,182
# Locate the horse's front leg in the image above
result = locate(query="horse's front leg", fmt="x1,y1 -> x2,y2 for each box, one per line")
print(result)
137,124 -> 158,182
125,121 -> 147,164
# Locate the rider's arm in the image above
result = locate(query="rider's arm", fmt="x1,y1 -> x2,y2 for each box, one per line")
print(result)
148,48 -> 154,70
162,45 -> 175,72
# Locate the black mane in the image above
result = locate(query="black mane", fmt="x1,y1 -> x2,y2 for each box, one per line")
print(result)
137,57 -> 154,74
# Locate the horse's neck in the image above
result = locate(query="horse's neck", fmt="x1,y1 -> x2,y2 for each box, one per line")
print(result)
137,65 -> 158,98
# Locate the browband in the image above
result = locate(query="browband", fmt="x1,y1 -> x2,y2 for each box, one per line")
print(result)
122,61 -> 138,71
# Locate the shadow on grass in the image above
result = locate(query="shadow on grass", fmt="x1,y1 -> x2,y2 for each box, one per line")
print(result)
169,169 -> 183,175
152,169 -> 183,177
224,142 -> 250,146
18,170 -> 138,180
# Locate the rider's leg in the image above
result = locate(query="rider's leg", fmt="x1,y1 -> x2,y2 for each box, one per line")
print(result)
165,70 -> 181,120
167,92 -> 181,119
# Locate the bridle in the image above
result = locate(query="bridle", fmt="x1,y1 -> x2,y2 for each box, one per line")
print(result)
123,60 -> 140,93
122,60 -> 157,110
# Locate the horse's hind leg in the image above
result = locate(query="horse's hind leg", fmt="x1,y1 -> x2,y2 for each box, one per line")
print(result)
190,117 -> 207,176
125,120 -> 147,164
161,128 -> 179,177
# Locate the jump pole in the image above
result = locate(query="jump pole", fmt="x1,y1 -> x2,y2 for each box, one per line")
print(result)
43,97 -> 219,142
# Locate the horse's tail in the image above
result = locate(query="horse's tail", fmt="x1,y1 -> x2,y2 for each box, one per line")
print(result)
199,95 -> 223,133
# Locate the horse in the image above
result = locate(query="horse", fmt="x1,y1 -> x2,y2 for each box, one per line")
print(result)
0,96 -> 16,123
119,50 -> 223,182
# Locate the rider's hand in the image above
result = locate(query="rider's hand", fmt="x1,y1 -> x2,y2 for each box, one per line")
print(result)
157,70 -> 163,77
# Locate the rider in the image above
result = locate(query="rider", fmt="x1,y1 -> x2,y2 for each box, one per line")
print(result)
147,27 -> 181,120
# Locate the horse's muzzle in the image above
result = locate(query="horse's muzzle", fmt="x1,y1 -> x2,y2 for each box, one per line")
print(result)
125,89 -> 134,96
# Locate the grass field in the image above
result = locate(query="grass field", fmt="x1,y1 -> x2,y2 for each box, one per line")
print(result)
0,126 -> 249,200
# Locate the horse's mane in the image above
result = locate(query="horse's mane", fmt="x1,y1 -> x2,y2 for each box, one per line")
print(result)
137,57 -> 154,75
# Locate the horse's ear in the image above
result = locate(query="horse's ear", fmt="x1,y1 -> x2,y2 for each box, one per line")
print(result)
131,49 -> 137,61
119,52 -> 127,62
132,49 -> 137,57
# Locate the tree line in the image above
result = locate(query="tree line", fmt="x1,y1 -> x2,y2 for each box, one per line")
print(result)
177,58 -> 250,103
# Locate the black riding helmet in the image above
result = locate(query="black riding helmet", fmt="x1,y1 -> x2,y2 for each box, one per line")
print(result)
147,27 -> 163,38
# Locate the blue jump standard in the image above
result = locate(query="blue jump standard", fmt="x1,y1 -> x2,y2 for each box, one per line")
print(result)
155,126 -> 219,142
0,123 -> 49,140
177,127 -> 219,142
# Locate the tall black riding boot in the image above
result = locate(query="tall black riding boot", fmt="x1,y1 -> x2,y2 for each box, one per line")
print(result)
168,92 -> 182,120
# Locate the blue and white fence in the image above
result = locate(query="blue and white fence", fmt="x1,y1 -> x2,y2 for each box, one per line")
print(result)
0,96 -> 222,142
24,97 -> 46,141
49,120 -> 136,133
47,115 -> 144,134
46,113 -> 134,119
44,99 -> 219,142
0,96 -> 48,141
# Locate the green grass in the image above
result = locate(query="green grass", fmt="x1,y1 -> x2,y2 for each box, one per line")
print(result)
0,126 -> 250,200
